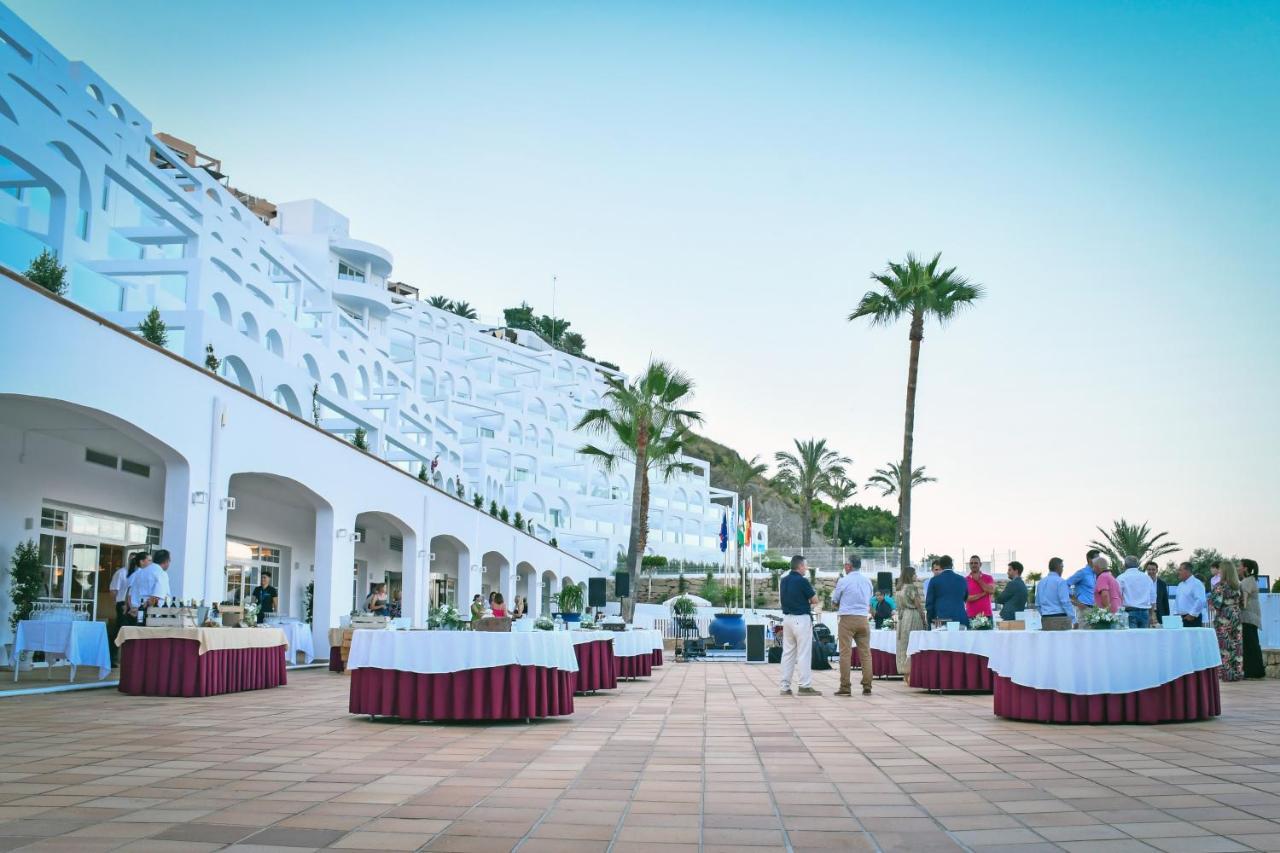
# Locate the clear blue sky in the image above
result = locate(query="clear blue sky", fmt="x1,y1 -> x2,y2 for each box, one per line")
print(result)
13,0 -> 1279,570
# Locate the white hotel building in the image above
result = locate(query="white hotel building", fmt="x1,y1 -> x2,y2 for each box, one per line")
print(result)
0,4 -> 761,654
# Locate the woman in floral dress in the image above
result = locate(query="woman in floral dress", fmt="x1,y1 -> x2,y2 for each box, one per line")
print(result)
1209,561 -> 1244,682
895,566 -> 927,678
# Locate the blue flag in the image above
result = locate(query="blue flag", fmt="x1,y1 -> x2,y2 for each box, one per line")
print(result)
719,511 -> 728,552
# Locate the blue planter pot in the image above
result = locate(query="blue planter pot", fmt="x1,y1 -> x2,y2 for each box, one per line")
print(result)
709,613 -> 745,650
561,612 -> 582,624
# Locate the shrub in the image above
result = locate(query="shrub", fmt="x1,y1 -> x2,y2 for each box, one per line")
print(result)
499,507 -> 510,523
24,248 -> 66,295
8,540 -> 42,631
472,493 -> 484,509
489,500 -> 498,517
137,306 -> 168,347
513,511 -> 524,528
351,427 -> 369,451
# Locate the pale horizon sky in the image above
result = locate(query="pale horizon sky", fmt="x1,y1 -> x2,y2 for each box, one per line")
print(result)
12,0 -> 1279,571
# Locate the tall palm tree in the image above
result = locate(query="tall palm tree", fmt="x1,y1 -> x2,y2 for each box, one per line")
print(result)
773,438 -> 850,547
426,295 -> 452,310
723,454 -> 768,502
1090,519 -> 1180,571
850,252 -> 983,570
577,362 -> 702,616
449,300 -> 479,320
824,476 -> 858,546
866,462 -> 937,498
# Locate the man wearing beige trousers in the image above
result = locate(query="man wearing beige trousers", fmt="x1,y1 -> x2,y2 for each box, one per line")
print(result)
832,558 -> 874,696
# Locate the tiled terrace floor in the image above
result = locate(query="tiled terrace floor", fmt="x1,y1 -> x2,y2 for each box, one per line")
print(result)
1,662 -> 1278,853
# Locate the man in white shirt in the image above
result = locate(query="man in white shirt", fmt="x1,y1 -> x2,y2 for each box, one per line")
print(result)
831,558 -> 874,697
128,549 -> 172,611
1116,555 -> 1156,629
1175,562 -> 1208,627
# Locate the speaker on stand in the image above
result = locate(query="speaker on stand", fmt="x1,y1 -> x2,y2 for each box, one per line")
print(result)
877,571 -> 893,593
614,571 -> 631,599
588,577 -> 607,609
746,624 -> 765,663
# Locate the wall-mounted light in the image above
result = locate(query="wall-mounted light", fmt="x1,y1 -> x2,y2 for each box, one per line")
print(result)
336,528 -> 349,539
192,491 -> 208,505
219,497 -> 236,510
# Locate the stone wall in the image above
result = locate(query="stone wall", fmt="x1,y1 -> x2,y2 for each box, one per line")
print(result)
629,573 -> 842,609
1264,648 -> 1280,679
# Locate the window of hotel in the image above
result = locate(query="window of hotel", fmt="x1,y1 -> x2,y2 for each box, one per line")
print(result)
337,260 -> 365,282
41,508 -> 68,531
550,508 -> 564,528
514,468 -> 530,482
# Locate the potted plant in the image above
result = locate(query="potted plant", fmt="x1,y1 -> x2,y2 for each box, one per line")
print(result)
428,603 -> 464,630
555,583 -> 585,623
709,584 -> 746,650
533,616 -> 555,631
8,541 -> 40,670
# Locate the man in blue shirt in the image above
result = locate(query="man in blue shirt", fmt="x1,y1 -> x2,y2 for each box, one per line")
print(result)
1036,557 -> 1073,631
1066,548 -> 1100,624
778,555 -> 821,696
924,555 -> 969,626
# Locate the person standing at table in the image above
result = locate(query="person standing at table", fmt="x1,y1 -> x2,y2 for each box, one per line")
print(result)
1117,555 -> 1155,628
832,558 -> 872,697
491,593 -> 507,618
250,571 -> 278,619
1209,561 -> 1243,681
470,594 -> 484,621
1067,549 -> 1100,625
996,562 -> 1027,622
779,555 -> 822,696
965,556 -> 995,620
365,583 -> 389,616
925,555 -> 969,627
1091,556 -> 1122,617
1146,561 -> 1170,626
895,565 -> 926,679
1175,562 -> 1208,627
872,590 -> 893,629
1037,558 -> 1073,631
128,549 -> 170,614
113,552 -> 148,627
1240,559 -> 1265,679
922,559 -> 942,601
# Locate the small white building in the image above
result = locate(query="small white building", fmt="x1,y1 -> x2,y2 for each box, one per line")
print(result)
0,2 -> 744,654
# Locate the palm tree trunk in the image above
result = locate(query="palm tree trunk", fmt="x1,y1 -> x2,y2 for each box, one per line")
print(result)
833,503 -> 841,546
899,310 -> 924,571
622,426 -> 649,622
801,492 -> 812,548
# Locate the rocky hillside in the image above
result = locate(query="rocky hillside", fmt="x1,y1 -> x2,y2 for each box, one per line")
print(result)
683,432 -> 810,547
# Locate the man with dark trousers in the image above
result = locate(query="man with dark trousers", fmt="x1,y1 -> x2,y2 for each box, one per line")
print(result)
925,555 -> 970,627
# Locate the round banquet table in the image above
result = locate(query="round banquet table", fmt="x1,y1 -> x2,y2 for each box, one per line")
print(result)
612,630 -> 657,679
347,630 -> 578,721
906,629 -> 997,692
988,628 -> 1221,724
569,631 -> 618,693
852,629 -> 900,677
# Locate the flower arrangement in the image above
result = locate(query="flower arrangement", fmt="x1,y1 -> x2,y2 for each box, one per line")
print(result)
1084,607 -> 1124,629
534,616 -> 555,631
242,599 -> 259,628
579,616 -> 597,630
428,604 -> 465,630
968,614 -> 993,631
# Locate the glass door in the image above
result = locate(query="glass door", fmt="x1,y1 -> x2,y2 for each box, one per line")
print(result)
68,542 -> 99,619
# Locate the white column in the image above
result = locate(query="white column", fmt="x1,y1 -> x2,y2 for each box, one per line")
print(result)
311,505 -> 354,657
158,461 -> 204,601
399,529 -> 419,625
527,569 -> 542,622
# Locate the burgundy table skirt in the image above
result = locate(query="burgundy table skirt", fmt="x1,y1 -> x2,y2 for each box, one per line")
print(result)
908,650 -> 993,692
329,646 -> 344,672
852,648 -> 900,677
652,648 -> 664,666
349,664 -> 575,721
572,639 -> 618,693
993,669 -> 1221,724
616,652 -> 654,679
119,638 -> 287,697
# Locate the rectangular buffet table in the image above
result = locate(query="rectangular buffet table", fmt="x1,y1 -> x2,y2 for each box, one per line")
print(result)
347,630 -> 578,721
988,628 -> 1221,724
906,629 -> 997,692
569,631 -> 618,693
116,626 -> 288,697
852,628 -> 900,677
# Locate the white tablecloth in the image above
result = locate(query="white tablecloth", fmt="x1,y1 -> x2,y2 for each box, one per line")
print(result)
986,628 -> 1220,695
14,620 -> 111,680
906,629 -> 999,658
870,629 -> 897,655
569,630 -> 615,646
347,630 -> 579,675
272,621 -> 315,664
611,631 -> 655,657
1259,593 -> 1280,648
633,628 -> 664,652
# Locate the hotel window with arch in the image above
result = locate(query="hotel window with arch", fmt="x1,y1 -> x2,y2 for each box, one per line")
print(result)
337,260 -> 365,282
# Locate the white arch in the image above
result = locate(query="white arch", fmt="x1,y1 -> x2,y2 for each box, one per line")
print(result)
272,384 -> 302,417
219,355 -> 255,393
238,311 -> 259,342
264,329 -> 283,357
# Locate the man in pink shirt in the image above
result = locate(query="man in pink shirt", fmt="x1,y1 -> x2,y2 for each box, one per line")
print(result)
1092,555 -> 1123,614
965,555 -> 995,619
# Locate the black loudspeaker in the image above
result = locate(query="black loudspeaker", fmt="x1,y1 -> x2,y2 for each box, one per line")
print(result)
746,624 -> 765,662
588,577 -> 607,608
877,571 -> 893,593
614,571 -> 631,598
